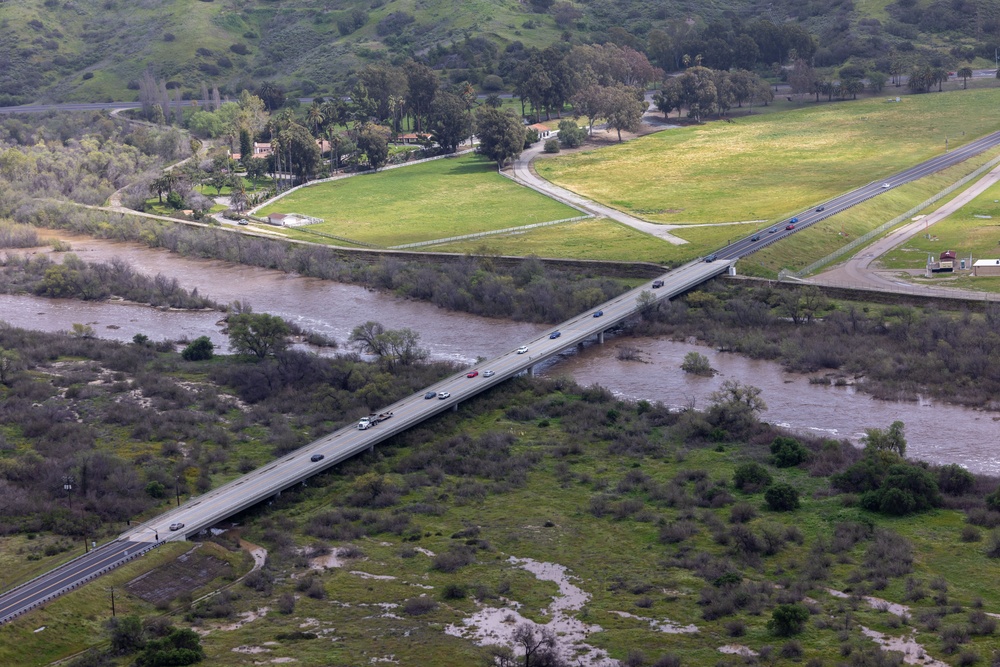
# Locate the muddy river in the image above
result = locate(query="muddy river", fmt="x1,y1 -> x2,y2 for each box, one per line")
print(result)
5,232 -> 999,473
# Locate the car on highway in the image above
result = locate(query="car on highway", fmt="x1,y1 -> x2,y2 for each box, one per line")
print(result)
516,346 -> 528,354
882,182 -> 891,188
816,205 -> 825,212
169,522 -> 185,531
237,220 -> 249,225
593,310 -> 603,317
704,254 -> 717,263
424,391 -> 437,399
549,331 -> 561,339
769,227 -> 778,233
789,217 -> 799,223
310,454 -> 325,462
467,370 -> 479,378
438,391 -> 451,399
483,370 -> 495,377
786,223 -> 795,230
652,279 -> 664,288
750,235 -> 760,242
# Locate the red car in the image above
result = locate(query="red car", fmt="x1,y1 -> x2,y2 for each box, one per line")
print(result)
786,223 -> 795,230
467,370 -> 479,378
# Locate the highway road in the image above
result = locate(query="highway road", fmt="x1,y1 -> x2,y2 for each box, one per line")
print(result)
716,129 -> 1000,261
0,259 -> 731,626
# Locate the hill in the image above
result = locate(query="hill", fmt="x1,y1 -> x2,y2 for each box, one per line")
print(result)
1,0 -> 996,105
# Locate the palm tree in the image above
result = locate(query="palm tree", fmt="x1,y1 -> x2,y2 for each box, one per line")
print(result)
229,178 -> 248,213
307,103 -> 324,138
484,93 -> 503,109
957,66 -> 973,89
933,68 -> 949,92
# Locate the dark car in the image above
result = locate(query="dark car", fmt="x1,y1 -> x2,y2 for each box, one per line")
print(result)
424,391 -> 437,399
549,331 -> 561,339
786,223 -> 795,230
768,228 -> 778,234
750,235 -> 760,242
310,454 -> 325,462
593,310 -> 604,317
816,205 -> 825,212
704,254 -> 717,263
652,279 -> 664,288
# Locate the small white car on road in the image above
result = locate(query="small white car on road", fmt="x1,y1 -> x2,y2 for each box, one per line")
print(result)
483,370 -> 495,377
169,522 -> 185,531
438,391 -> 451,399
516,346 -> 528,354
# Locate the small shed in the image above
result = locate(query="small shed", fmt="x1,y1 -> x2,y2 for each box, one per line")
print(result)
267,213 -> 288,226
528,123 -> 553,139
973,259 -> 1000,277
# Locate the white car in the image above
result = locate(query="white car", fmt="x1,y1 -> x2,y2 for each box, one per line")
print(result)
483,370 -> 495,377
516,346 -> 528,354
169,522 -> 185,531
438,391 -> 451,399
881,182 -> 891,188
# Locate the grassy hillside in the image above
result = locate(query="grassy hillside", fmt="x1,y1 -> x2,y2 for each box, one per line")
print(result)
1,0 -> 992,105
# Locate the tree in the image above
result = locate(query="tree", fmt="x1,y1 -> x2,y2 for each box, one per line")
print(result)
227,312 -> 291,358
181,336 -> 214,361
680,351 -> 713,376
405,60 -> 439,132
475,107 -> 526,168
0,347 -> 21,385
429,92 -> 472,153
868,70 -> 888,94
557,119 -> 586,148
244,157 -> 267,190
787,59 -> 815,96
733,462 -> 773,493
256,81 -> 285,112
768,604 -> 809,636
107,615 -> 146,655
349,321 -> 428,370
603,83 -> 646,141
957,66 -> 973,89
674,66 -> 718,123
359,64 -> 409,123
937,463 -> 974,495
764,483 -> 800,511
707,380 -> 767,437
863,420 -> 906,457
356,123 -> 391,170
572,84 -> 607,133
843,78 -> 865,100
512,623 -> 558,667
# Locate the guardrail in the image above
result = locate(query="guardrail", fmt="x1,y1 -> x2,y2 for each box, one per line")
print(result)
389,215 -> 592,249
0,540 -> 164,626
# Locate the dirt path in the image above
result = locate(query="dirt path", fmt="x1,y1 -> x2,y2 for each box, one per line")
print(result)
809,162 -> 1000,302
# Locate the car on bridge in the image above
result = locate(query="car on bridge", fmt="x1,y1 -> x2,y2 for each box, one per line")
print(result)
424,391 -> 437,399
169,522 -> 185,531
549,331 -> 561,339
517,346 -> 528,354
438,391 -> 451,399
704,254 -> 717,262
310,454 -> 325,462
652,279 -> 664,288
483,370 -> 495,377
467,370 -> 479,378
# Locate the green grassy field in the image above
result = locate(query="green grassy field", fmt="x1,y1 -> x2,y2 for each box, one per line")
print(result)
256,154 -> 580,247
537,89 -> 1000,228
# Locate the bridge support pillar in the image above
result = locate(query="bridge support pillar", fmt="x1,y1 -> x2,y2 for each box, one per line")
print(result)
598,331 -> 604,344
452,403 -> 458,412
527,365 -> 534,377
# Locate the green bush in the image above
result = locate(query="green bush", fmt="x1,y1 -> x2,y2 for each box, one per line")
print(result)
767,603 -> 809,636
770,436 -> 808,468
181,336 -> 214,361
858,464 -> 941,515
764,483 -> 800,511
733,462 -> 772,493
543,139 -> 560,153
557,120 -> 587,148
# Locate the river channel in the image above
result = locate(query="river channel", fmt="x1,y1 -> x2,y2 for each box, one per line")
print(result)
5,232 -> 999,474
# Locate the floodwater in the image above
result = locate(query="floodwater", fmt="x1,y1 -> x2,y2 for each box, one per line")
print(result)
4,232 -> 1000,473
535,338 -> 1000,475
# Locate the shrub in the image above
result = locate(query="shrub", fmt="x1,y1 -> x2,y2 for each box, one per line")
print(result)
482,74 -> 504,91
402,597 -> 437,615
82,72 -> 94,80
729,502 -> 756,523
680,351 -> 714,376
543,138 -> 560,153
733,462 -> 772,493
938,464 -> 974,495
765,483 -> 800,512
230,43 -> 250,55
726,619 -> 746,637
557,120 -> 587,148
768,604 -> 809,636
441,583 -> 467,600
770,436 -> 809,467
962,526 -> 982,543
780,640 -> 804,660
181,336 -> 214,361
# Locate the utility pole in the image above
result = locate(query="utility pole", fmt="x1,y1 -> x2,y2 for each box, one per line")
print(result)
62,475 -> 74,510
175,476 -> 181,507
